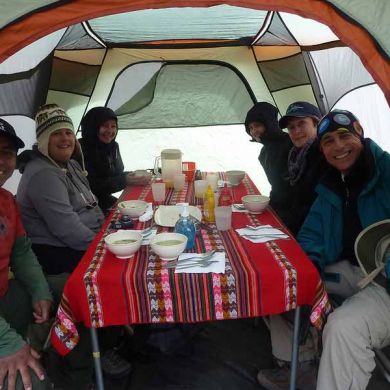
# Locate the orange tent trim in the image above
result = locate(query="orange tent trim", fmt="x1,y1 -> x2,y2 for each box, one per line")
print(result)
0,0 -> 388,103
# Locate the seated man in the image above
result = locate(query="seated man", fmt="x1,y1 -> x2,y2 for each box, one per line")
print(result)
0,119 -> 52,389
298,110 -> 390,390
257,110 -> 390,390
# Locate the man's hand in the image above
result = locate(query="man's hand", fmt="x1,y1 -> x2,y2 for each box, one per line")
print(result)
126,174 -> 151,186
32,300 -> 52,324
0,344 -> 45,390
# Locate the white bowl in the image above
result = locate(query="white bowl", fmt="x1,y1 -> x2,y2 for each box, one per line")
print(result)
118,200 -> 148,218
105,230 -> 143,259
241,195 -> 270,214
150,232 -> 188,261
226,170 -> 245,186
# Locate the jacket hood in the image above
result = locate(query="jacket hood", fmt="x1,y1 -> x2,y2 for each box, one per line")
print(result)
80,107 -> 118,144
244,102 -> 282,143
17,148 -> 39,174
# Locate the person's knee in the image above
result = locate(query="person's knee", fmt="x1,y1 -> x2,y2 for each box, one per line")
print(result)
323,308 -> 363,346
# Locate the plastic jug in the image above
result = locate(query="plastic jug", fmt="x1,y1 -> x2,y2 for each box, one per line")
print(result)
154,149 -> 182,188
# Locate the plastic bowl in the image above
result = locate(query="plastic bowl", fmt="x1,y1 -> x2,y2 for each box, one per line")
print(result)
118,200 -> 148,218
226,170 -> 245,186
241,195 -> 270,214
150,232 -> 188,261
105,230 -> 143,259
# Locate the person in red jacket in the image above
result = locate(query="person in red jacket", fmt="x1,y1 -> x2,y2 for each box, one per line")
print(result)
0,118 -> 52,390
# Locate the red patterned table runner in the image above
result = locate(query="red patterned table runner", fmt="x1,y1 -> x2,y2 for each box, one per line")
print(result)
52,174 -> 331,356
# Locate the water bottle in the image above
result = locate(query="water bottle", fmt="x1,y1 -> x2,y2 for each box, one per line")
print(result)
174,203 -> 196,250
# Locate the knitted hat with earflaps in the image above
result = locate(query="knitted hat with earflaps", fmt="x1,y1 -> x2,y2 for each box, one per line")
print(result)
35,103 -> 87,174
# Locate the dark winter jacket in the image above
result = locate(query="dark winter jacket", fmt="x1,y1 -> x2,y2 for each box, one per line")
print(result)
245,102 -> 292,219
79,107 -> 127,212
278,140 -> 327,236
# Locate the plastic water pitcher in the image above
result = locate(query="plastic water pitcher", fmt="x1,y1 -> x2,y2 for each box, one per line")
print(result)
154,149 -> 182,188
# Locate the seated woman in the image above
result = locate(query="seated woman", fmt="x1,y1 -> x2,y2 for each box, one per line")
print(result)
244,102 -> 292,218
277,101 -> 328,236
17,103 -> 104,275
79,106 -> 150,214
17,104 -> 131,386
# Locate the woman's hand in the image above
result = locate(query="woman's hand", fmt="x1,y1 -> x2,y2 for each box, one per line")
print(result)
126,173 -> 151,186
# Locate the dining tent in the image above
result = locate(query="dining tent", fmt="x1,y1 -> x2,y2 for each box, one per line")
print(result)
1,0 -> 389,193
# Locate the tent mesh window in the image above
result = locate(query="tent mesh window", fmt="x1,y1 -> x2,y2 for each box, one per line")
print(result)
258,54 -> 310,92
56,24 -> 104,50
107,62 -> 255,129
49,57 -> 100,96
0,54 -> 52,117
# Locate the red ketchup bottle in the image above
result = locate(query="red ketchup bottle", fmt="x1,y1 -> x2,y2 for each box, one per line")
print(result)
218,184 -> 233,207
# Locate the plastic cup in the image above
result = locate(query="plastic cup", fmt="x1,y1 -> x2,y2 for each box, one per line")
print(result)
214,206 -> 232,231
194,180 -> 208,198
173,173 -> 186,191
206,173 -> 219,191
151,182 -> 166,202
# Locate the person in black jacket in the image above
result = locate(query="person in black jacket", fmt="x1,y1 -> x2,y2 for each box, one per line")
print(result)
275,101 -> 327,236
245,102 -> 292,219
79,107 -> 150,214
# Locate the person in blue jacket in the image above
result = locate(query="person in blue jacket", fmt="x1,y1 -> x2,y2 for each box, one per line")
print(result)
257,110 -> 390,390
298,109 -> 390,390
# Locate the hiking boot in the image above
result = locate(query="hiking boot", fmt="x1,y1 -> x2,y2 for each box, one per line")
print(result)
101,348 -> 132,379
257,361 -> 317,390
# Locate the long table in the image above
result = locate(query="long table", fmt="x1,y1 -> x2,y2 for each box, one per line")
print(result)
51,173 -> 331,389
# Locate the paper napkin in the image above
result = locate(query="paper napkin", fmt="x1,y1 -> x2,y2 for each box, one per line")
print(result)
139,203 -> 153,222
236,225 -> 289,243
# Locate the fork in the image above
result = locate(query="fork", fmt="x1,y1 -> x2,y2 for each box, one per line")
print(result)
166,260 -> 219,270
233,204 -> 246,210
176,250 -> 216,263
141,225 -> 156,235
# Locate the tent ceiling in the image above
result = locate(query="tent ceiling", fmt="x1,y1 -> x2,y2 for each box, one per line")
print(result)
89,6 -> 268,44
0,0 -> 388,125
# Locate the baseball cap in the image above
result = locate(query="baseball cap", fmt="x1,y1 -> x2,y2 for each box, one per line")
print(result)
279,101 -> 321,129
0,118 -> 25,149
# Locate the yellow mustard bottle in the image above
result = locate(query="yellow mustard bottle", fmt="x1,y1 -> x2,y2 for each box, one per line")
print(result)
204,184 -> 215,223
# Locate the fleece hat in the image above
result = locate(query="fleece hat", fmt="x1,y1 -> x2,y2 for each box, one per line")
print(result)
317,109 -> 364,143
80,106 -> 118,143
279,101 -> 321,129
244,102 -> 280,137
0,118 -> 24,150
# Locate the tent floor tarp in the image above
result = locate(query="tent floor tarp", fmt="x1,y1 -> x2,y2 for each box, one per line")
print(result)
47,318 -> 389,389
